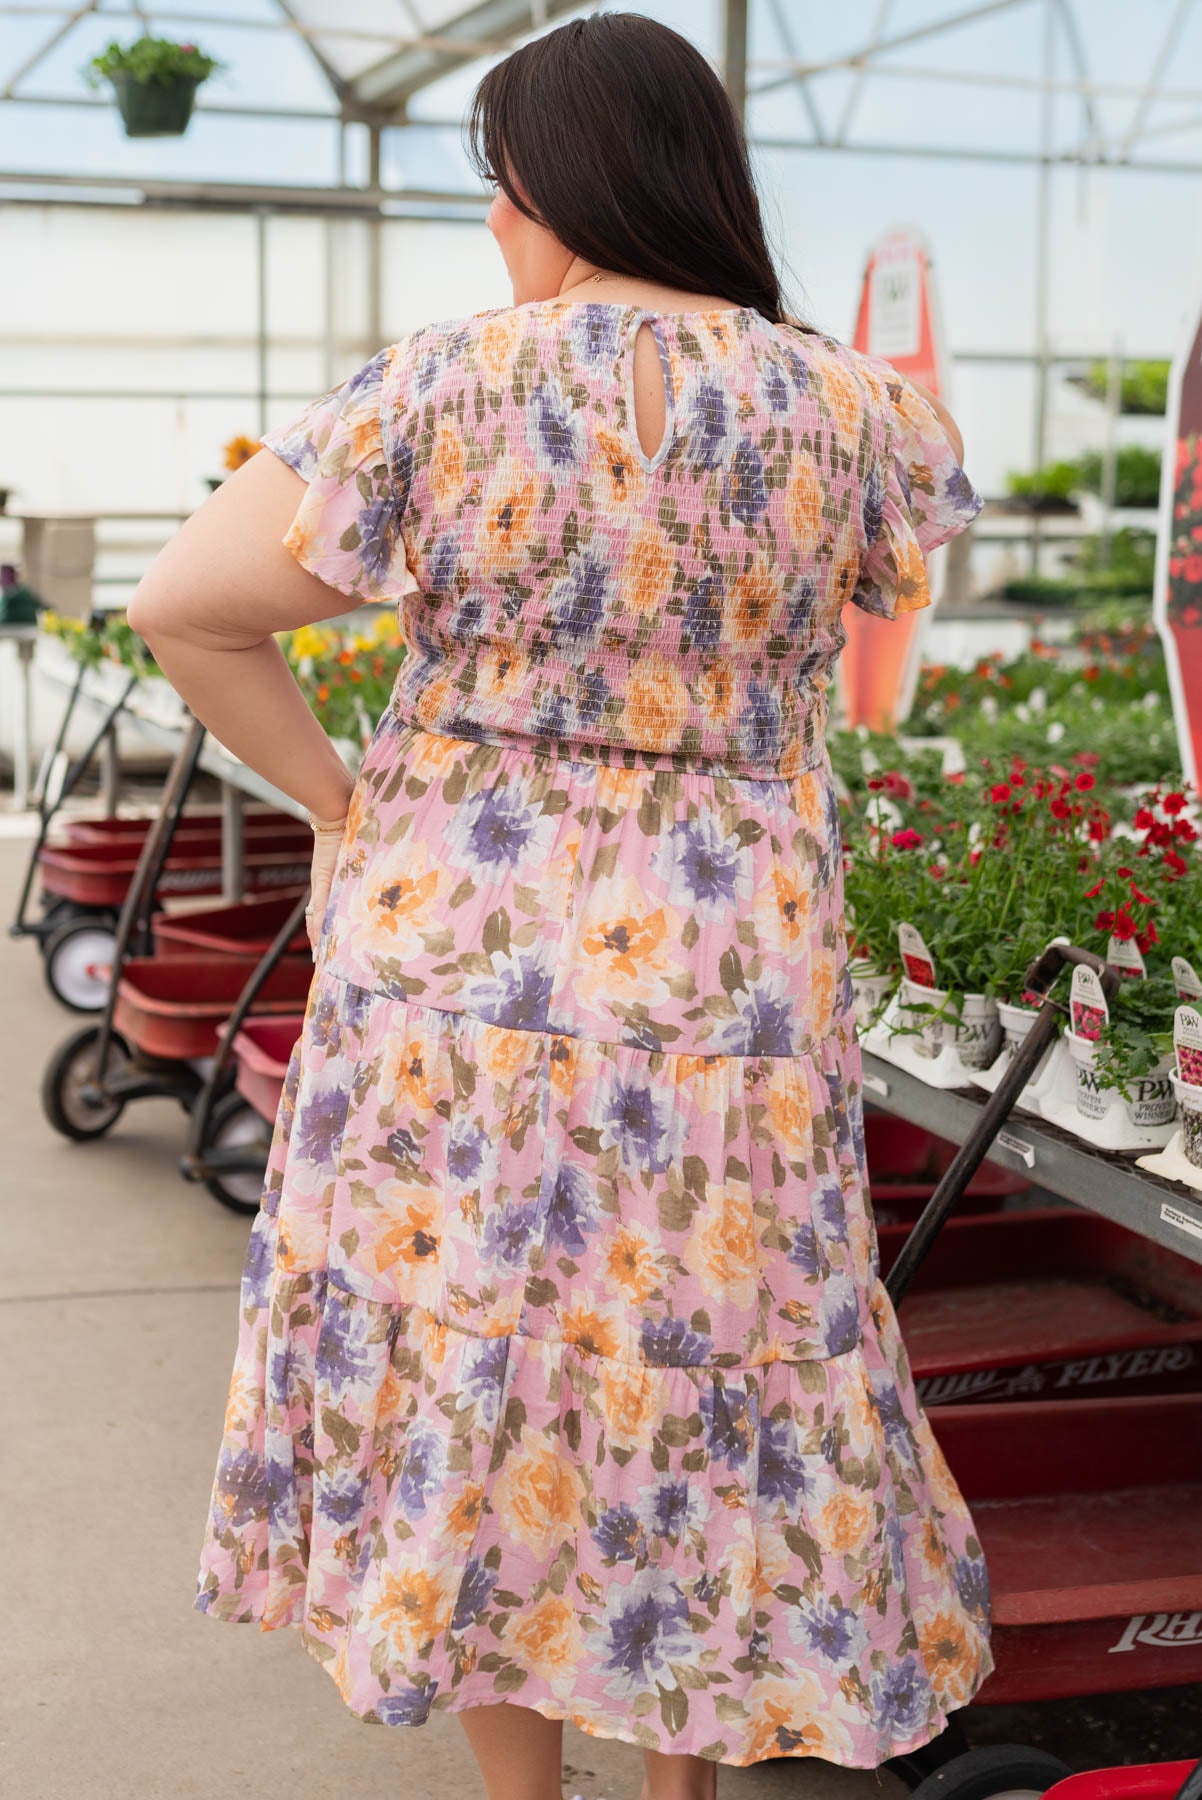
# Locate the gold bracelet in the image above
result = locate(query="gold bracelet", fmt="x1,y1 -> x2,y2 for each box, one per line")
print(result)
307,809 -> 349,833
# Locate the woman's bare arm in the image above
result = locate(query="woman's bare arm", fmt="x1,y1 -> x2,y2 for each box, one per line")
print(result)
125,450 -> 359,822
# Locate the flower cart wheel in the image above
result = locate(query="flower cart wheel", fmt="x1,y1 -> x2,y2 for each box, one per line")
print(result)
42,915 -> 118,1013
906,1746 -> 1074,1800
41,1025 -> 132,1141
199,1090 -> 271,1214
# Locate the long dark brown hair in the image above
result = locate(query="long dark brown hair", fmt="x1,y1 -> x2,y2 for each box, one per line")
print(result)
465,12 -> 814,330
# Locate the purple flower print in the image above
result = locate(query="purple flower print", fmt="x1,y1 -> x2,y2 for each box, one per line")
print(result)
241,1211 -> 275,1309
576,665 -> 611,722
682,573 -> 724,652
316,1292 -> 376,1397
459,1336 -> 509,1427
650,815 -> 745,919
480,1200 -> 538,1269
640,1315 -> 712,1366
954,1551 -> 991,1617
872,1653 -> 932,1737
821,1274 -> 862,1356
316,1466 -> 369,1528
550,552 -> 611,644
945,462 -> 982,518
724,440 -> 768,524
463,951 -> 555,1032
445,785 -> 552,878
602,1073 -> 685,1175
689,381 -> 731,469
213,1447 -> 266,1529
543,1162 -> 600,1256
570,304 -> 624,364
591,1503 -> 647,1563
397,1424 -> 447,1520
430,532 -> 462,599
763,360 -> 790,413
452,1555 -> 499,1632
533,691 -> 573,740
737,679 -> 783,764
758,1415 -> 815,1507
376,1687 -> 433,1725
716,975 -> 797,1056
293,1085 -> 348,1163
787,1220 -> 820,1276
528,379 -> 582,468
793,1596 -> 869,1670
638,1477 -> 705,1543
602,1568 -> 694,1697
785,575 -> 817,636
862,464 -> 885,544
447,1117 -> 495,1189
358,496 -> 400,585
700,1379 -> 759,1470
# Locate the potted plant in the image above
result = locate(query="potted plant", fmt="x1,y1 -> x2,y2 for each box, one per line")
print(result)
207,433 -> 262,493
84,37 -> 221,139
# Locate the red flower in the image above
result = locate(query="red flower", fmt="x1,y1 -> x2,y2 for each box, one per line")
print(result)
1083,879 -> 1105,898
1164,791 -> 1188,815
1074,772 -> 1095,792
1137,924 -> 1160,953
1175,819 -> 1198,842
1050,797 -> 1070,820
990,783 -> 1012,804
866,777 -> 885,791
891,828 -> 924,850
1164,849 -> 1189,877
1112,910 -> 1138,942
928,862 -> 946,880
1133,807 -> 1156,830
1128,884 -> 1155,905
1095,910 -> 1115,932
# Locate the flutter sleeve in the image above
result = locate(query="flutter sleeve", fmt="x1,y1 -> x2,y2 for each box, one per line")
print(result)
850,350 -> 983,620
260,344 -> 412,603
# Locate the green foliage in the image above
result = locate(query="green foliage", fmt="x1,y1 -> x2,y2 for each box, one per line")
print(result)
1004,460 -> 1081,504
1083,359 -> 1170,416
1094,970 -> 1178,1098
1076,444 -> 1163,509
85,36 -> 221,87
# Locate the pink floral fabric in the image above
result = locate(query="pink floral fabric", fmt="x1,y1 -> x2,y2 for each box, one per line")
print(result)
194,301 -> 992,1768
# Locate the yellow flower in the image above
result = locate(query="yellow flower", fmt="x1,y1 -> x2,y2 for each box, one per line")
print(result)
222,433 -> 262,471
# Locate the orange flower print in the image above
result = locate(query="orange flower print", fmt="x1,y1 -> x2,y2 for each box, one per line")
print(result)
603,1220 -> 665,1304
596,428 -> 638,505
784,457 -> 823,562
818,1488 -> 873,1554
371,1191 -> 440,1280
562,1294 -> 623,1359
770,866 -> 811,941
683,1176 -> 759,1311
625,522 -> 675,613
892,535 -> 932,613
365,1556 -> 453,1662
377,1034 -> 439,1115
916,1604 -> 977,1704
431,417 -> 466,510
476,312 -> 521,386
579,896 -> 673,988
729,555 -> 785,645
483,477 -> 538,568
624,655 -> 690,748
695,656 -> 740,726
599,1359 -> 666,1452
493,1426 -> 583,1555
511,1590 -> 585,1684
447,1481 -> 486,1541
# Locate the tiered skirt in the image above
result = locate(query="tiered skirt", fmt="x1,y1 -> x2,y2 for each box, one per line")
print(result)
194,705 -> 994,1767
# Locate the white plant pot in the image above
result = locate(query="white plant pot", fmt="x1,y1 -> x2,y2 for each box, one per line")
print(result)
970,998 -> 1061,1112
1136,1070 -> 1202,1189
1041,1029 -> 1176,1151
863,980 -> 1002,1089
849,964 -> 895,1034
90,659 -> 133,705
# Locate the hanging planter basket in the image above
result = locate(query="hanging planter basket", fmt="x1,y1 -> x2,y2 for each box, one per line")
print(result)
109,70 -> 201,138
85,37 -> 221,142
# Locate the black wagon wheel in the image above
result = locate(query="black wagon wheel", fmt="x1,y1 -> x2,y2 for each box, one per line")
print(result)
904,1746 -> 1075,1800
197,1088 -> 272,1214
41,1024 -> 133,1140
42,914 -> 119,1013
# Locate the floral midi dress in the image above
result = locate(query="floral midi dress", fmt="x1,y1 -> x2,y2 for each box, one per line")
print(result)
194,298 -> 992,1768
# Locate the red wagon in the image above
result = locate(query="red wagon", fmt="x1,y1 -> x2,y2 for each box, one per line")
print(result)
62,808 -> 308,848
879,1207 -> 1202,1406
151,890 -> 309,960
229,1014 -> 304,1122
866,1111 -> 1029,1225
932,1391 -> 1202,1705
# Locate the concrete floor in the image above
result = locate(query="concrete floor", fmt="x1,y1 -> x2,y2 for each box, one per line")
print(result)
2,821 -> 1199,1798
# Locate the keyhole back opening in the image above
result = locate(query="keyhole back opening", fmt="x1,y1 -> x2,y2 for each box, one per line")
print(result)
624,312 -> 676,472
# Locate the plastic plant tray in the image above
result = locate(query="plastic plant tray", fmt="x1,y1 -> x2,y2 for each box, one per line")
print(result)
113,956 -> 314,1061
230,1014 -> 304,1122
932,1391 -> 1202,1704
879,1206 -> 1202,1406
39,841 -> 312,907
151,890 -> 309,959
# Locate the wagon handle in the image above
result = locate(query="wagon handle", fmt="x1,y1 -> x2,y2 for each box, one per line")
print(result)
882,939 -> 1115,1310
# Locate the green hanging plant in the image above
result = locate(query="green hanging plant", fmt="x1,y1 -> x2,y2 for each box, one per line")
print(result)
84,37 -> 222,138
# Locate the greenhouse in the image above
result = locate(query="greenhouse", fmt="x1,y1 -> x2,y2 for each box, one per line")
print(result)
4,3 -> 1202,1796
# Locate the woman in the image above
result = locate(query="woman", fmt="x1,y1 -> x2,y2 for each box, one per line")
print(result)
129,13 -> 991,1799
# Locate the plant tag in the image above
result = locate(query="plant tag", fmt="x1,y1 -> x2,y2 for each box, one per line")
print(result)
1172,956 -> 1202,1002
1070,964 -> 1109,1041
1175,1005 -> 1202,1087
1107,935 -> 1146,980
898,922 -> 936,989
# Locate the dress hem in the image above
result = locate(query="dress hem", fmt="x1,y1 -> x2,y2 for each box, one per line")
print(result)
194,1593 -> 994,1771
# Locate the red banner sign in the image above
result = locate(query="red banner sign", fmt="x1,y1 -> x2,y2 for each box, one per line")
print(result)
1155,307 -> 1202,787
